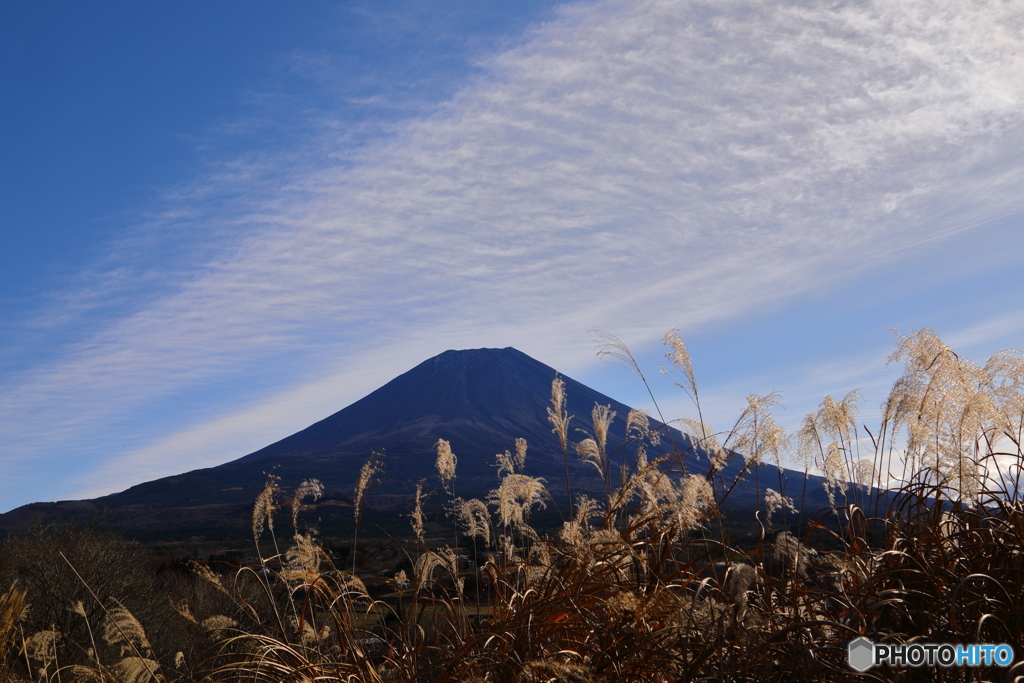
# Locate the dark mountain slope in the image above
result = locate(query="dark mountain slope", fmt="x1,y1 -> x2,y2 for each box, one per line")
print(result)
231,346 -> 690,486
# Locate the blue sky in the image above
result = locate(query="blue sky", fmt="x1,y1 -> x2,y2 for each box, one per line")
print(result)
3,0 -> 1023,512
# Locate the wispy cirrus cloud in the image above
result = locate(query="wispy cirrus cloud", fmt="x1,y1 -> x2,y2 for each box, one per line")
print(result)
4,0 -> 1024,509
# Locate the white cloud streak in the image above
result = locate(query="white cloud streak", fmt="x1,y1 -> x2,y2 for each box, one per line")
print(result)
3,0 -> 1024,508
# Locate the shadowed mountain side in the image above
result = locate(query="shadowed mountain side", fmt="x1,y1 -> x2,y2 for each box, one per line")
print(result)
0,347 -> 840,540
231,347 -> 683,486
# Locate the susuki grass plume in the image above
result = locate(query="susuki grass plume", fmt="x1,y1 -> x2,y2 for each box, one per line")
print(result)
547,375 -> 574,518
576,404 -> 616,499
596,329 -> 682,465
489,473 -> 549,529
679,418 -> 726,472
660,329 -> 721,530
411,478 -> 427,543
352,451 -> 385,573
625,409 -> 659,447
515,437 -> 528,471
435,439 -> 457,488
728,392 -> 787,528
558,495 -> 603,546
662,328 -> 697,402
495,449 -> 516,478
252,473 -> 282,545
289,478 -> 324,533
413,550 -> 441,595
453,498 -> 491,545
101,598 -> 153,660
434,439 -> 459,549
763,488 -> 796,531
887,328 -> 994,500
22,630 -> 60,681
574,439 -> 601,478
354,451 -> 385,525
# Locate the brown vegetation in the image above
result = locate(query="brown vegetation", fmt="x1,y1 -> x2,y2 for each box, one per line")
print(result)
1,329 -> 1022,681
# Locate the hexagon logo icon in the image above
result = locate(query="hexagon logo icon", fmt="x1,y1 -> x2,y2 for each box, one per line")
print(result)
848,637 -> 875,672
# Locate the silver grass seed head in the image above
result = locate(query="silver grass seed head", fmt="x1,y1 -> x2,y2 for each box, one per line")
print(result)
495,450 -> 515,478
573,494 -> 603,526
822,442 -> 846,488
588,527 -> 623,547
771,530 -> 817,578
499,534 -> 517,564
454,497 -> 491,544
24,630 -> 61,665
626,409 -> 660,446
680,418 -> 726,470
438,546 -> 464,594
65,666 -> 104,683
605,590 -> 641,615
559,519 -> 585,546
529,540 -> 551,567
575,438 -> 603,479
336,571 -> 369,597
731,392 -> 786,467
547,376 -> 572,451
112,657 -> 162,683
593,330 -> 644,377
514,437 -> 528,471
638,469 -> 676,513
609,452 -> 655,510
252,473 -> 282,542
291,478 -> 324,532
169,599 -> 196,625
284,531 -> 324,579
435,438 -> 457,484
853,459 -> 876,490
814,390 -> 861,451
675,474 -> 714,533
411,479 -> 427,542
763,488 -> 796,530
795,413 -> 822,471
354,451 -> 385,524
200,615 -> 238,640
102,598 -> 151,658
414,551 -> 446,593
289,617 -> 329,647
192,561 -> 230,596
885,329 -> 1015,498
559,495 -> 602,545
488,474 -> 549,528
592,404 -> 616,458
664,329 -> 697,398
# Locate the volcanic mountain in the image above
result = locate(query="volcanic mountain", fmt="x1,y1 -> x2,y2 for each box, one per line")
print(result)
230,346 -> 689,486
0,347 -> 830,541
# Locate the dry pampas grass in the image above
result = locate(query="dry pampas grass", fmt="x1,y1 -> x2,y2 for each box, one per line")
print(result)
7,328 -> 1024,683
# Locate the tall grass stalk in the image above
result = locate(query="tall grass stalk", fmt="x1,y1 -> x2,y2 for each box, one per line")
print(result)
352,451 -> 385,574
547,375 -> 574,519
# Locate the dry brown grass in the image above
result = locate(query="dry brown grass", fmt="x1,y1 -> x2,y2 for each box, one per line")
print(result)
3,328 -> 1023,682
